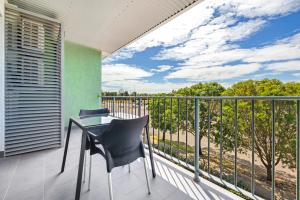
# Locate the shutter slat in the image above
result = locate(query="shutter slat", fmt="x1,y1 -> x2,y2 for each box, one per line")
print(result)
6,122 -> 61,131
6,134 -> 61,145
5,144 -> 60,156
6,126 -> 60,135
5,140 -> 60,152
6,131 -> 61,140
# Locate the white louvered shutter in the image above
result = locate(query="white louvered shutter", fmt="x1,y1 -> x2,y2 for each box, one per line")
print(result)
5,7 -> 62,156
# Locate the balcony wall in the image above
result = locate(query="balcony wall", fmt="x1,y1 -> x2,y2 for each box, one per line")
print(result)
63,41 -> 102,126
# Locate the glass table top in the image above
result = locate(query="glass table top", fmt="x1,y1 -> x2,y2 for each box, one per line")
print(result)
71,113 -> 139,127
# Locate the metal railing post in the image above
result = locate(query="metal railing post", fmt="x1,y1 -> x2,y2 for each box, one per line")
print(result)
220,99 -> 223,180
271,100 -> 275,200
138,97 -> 142,117
234,99 -> 238,187
112,97 -> 115,116
208,100 -> 211,175
297,100 -> 300,200
194,98 -> 200,182
251,100 -> 255,195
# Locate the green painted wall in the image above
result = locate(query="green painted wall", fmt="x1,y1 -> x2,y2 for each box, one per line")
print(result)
63,41 -> 101,125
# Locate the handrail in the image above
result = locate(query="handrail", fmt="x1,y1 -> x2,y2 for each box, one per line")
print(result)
102,95 -> 300,100
101,95 -> 300,200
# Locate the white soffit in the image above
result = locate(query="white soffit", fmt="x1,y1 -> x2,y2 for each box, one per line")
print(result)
7,0 -> 202,56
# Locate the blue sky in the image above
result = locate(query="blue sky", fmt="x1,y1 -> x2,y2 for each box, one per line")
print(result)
103,0 -> 300,93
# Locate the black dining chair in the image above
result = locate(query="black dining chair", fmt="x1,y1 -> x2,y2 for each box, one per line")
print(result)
87,115 -> 151,200
79,108 -> 110,184
79,108 -> 110,117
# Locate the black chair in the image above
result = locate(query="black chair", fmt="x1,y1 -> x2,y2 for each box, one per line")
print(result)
79,108 -> 109,117
79,108 -> 110,184
87,115 -> 151,200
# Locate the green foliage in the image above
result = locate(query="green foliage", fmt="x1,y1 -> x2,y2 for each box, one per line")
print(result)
148,79 -> 300,181
102,90 -> 152,97
175,82 -> 225,141
149,95 -> 179,135
219,79 -> 300,180
149,82 -> 225,154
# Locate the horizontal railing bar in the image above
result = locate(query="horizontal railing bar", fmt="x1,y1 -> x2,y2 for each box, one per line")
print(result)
102,96 -> 300,100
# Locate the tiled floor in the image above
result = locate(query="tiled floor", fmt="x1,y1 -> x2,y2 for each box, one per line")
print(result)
0,129 -> 243,200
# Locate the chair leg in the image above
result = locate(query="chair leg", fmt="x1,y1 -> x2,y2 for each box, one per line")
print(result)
128,164 -> 131,173
88,154 -> 92,191
83,151 -> 87,183
108,173 -> 114,200
143,158 -> 151,195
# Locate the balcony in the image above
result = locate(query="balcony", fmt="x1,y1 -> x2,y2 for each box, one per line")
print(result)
1,0 -> 299,199
0,95 -> 299,200
0,127 -> 242,200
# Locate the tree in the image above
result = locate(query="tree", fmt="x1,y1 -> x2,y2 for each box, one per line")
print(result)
130,91 -> 137,96
102,91 -> 118,96
219,79 -> 300,181
149,82 -> 225,155
118,89 -> 129,96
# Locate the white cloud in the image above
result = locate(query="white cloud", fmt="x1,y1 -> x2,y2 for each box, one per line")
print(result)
244,33 -> 300,63
148,0 -> 300,83
162,31 -> 300,81
103,80 -> 193,94
102,64 -> 189,93
103,51 -> 134,64
178,48 -> 250,69
266,60 -> 300,72
253,72 -> 281,78
154,19 -> 266,61
125,3 -> 214,51
102,64 -> 153,82
165,63 -> 261,81
224,0 -> 300,18
172,33 -> 300,69
103,2 -> 215,63
102,0 -> 300,92
104,0 -> 300,64
151,65 -> 173,72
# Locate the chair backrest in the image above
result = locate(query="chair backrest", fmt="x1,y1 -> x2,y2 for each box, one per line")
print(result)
101,115 -> 149,157
79,108 -> 109,117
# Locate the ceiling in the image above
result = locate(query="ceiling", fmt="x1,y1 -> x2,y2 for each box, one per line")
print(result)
7,0 -> 202,57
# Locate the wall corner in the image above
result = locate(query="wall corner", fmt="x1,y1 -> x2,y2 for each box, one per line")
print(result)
0,0 -> 5,153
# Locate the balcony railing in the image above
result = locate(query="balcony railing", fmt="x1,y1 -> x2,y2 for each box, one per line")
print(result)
101,95 -> 300,200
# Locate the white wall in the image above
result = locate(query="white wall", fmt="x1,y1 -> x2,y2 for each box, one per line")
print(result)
0,0 -> 5,154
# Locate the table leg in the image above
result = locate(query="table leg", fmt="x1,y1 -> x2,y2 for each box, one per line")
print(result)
75,129 -> 87,200
61,119 -> 72,173
146,125 -> 156,178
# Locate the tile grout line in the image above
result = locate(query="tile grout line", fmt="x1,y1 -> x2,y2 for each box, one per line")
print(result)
2,156 -> 20,200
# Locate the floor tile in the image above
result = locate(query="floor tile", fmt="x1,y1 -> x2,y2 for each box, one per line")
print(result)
0,128 -> 243,200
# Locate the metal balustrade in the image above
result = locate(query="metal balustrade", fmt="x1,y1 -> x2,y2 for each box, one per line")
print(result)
101,96 -> 300,200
